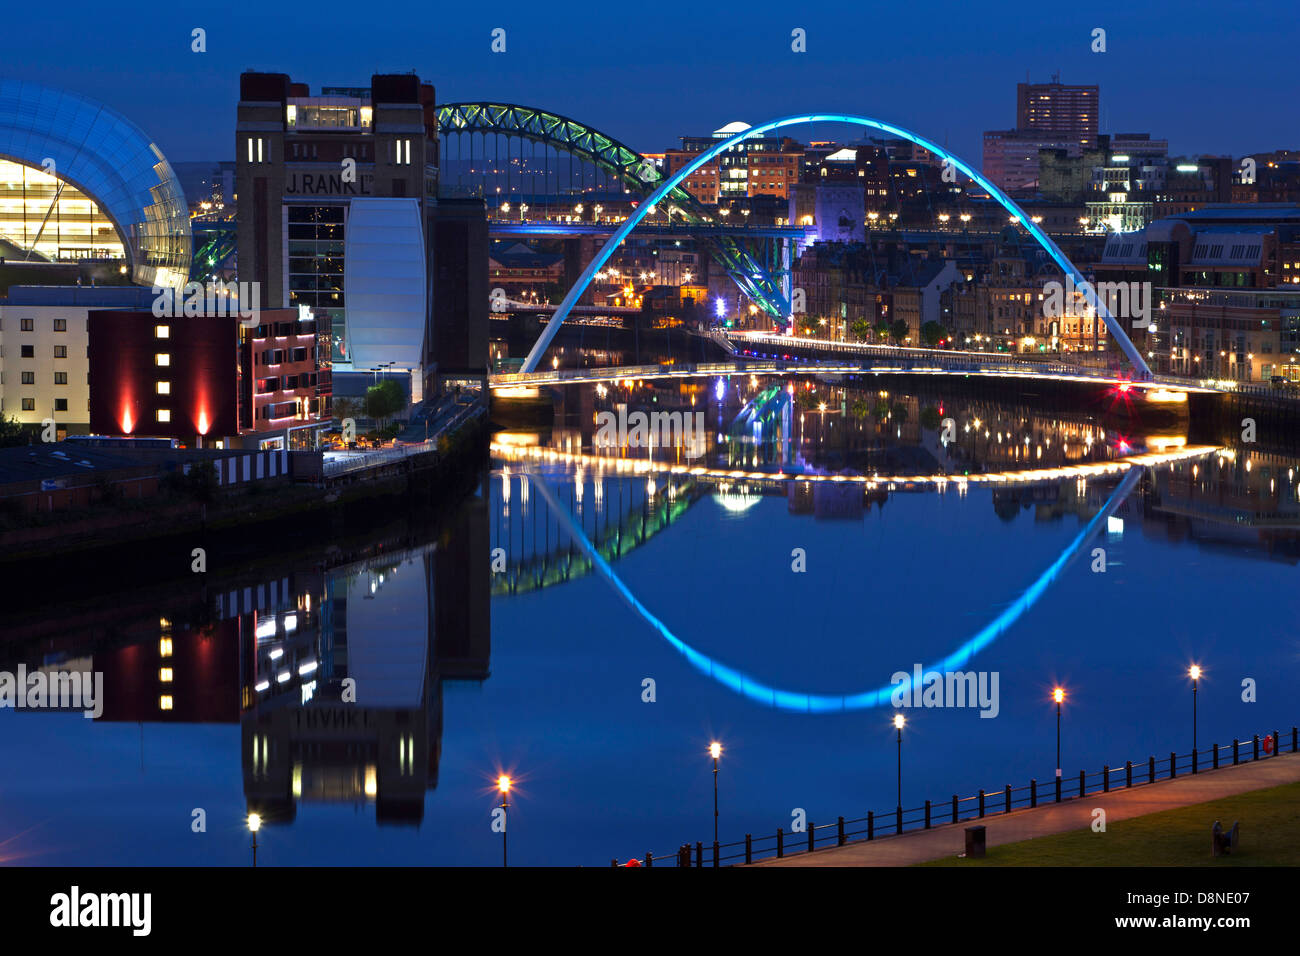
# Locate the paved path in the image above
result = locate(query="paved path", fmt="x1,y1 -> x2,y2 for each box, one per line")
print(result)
757,753 -> 1300,866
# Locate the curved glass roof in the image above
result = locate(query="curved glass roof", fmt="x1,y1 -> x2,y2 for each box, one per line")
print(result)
0,79 -> 191,289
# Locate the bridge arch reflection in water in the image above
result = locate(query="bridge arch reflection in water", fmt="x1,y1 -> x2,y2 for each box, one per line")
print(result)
520,464 -> 1146,712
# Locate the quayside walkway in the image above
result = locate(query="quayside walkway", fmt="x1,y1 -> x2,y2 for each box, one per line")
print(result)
757,752 -> 1300,867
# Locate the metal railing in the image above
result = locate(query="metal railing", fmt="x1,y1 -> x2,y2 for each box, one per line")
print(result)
618,726 -> 1298,868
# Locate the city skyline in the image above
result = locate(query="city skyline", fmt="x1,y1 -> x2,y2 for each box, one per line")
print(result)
2,0 -> 1293,167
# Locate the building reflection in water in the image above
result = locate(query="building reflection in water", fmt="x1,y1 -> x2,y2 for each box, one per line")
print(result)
242,490 -> 490,826
544,375 -> 1146,480
0,487 -> 490,829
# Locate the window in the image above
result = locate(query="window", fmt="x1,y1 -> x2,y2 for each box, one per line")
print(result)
21,371 -> 34,385
53,346 -> 67,358
155,353 -> 171,367
21,398 -> 35,411
20,345 -> 33,358
20,318 -> 33,331
155,324 -> 170,338
159,667 -> 174,683
54,398 -> 67,412
54,372 -> 67,385
53,319 -> 66,332
156,381 -> 171,395
156,409 -> 171,423
159,695 -> 174,711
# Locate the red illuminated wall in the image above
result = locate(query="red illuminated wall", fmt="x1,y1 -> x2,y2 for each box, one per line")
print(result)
88,310 -> 239,441
95,619 -> 241,723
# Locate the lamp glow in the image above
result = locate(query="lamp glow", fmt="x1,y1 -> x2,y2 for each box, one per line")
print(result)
247,813 -> 261,832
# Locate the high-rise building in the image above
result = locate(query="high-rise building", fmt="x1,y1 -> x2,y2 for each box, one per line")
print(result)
985,78 -> 1100,194
236,72 -> 438,401
1016,80 -> 1099,148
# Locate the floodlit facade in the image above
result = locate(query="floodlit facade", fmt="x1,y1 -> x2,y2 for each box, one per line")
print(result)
0,286 -> 155,437
0,79 -> 191,289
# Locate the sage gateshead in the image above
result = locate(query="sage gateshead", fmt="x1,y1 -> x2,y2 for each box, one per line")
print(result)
0,78 -> 191,289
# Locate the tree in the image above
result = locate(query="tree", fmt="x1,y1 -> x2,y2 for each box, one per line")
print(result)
187,461 -> 219,503
920,320 -> 949,348
874,320 -> 890,343
333,396 -> 362,424
919,405 -> 943,431
0,413 -> 27,447
850,318 -> 871,342
889,319 -> 909,345
364,379 -> 405,429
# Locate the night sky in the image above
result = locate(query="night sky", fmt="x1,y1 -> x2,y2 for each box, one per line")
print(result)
3,0 -> 1294,166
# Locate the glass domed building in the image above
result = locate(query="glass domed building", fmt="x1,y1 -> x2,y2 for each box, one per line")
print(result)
0,79 -> 190,289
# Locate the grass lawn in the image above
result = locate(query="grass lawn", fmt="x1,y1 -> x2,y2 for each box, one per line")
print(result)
919,781 -> 1300,866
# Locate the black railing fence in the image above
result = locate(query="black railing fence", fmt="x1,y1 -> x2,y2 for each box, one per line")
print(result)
613,726 -> 1298,868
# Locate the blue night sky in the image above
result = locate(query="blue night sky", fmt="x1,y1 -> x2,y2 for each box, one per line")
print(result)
3,0 -> 1295,165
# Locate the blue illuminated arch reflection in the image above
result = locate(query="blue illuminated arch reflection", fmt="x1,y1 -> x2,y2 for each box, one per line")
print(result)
528,467 -> 1142,712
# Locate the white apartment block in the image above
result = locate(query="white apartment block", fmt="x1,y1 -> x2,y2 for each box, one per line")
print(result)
0,286 -> 154,437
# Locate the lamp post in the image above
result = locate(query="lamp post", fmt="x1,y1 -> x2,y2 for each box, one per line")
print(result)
893,714 -> 905,812
247,813 -> 261,868
498,775 -> 511,867
709,741 -> 722,844
1189,665 -> 1201,771
1053,687 -> 1065,781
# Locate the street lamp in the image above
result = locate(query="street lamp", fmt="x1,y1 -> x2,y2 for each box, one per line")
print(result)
709,742 -> 722,844
1053,687 -> 1065,788
247,813 -> 261,867
497,775 -> 511,867
1189,666 -> 1201,771
893,713 -> 905,812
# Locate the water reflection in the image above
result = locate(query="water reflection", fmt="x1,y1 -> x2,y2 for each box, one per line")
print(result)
1,376 -> 1297,863
0,483 -> 490,831
534,374 -> 1189,478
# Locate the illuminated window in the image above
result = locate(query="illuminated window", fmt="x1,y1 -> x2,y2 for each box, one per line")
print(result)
155,353 -> 170,367
156,409 -> 171,423
155,324 -> 170,338
159,667 -> 174,682
160,637 -> 173,657
159,695 -> 174,711
156,381 -> 171,395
